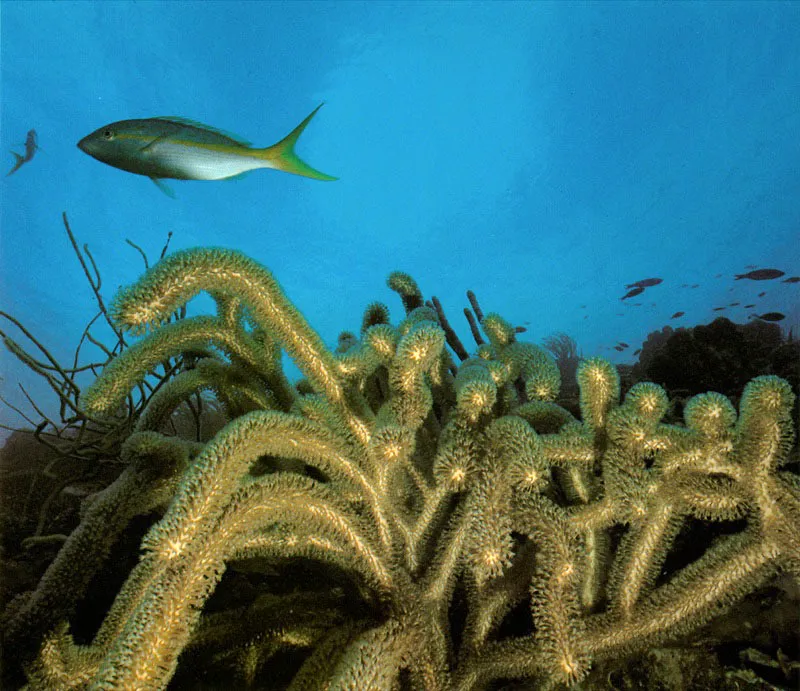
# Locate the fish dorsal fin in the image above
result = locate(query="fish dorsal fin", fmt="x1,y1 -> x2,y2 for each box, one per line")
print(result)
150,177 -> 176,198
154,117 -> 251,146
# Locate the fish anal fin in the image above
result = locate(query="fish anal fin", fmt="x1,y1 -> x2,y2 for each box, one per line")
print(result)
150,177 -> 176,198
224,171 -> 252,182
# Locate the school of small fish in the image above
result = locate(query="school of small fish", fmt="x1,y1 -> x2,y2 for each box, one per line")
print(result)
597,266 -> 795,358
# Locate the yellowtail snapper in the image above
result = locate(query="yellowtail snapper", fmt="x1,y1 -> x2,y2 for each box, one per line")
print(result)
77,104 -> 336,197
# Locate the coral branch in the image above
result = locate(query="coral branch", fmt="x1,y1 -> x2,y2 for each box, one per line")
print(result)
7,248 -> 797,691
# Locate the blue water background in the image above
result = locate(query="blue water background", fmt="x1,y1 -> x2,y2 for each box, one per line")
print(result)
1,1 -> 799,434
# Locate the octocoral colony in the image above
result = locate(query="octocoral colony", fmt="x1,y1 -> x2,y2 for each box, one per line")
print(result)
7,247 -> 799,689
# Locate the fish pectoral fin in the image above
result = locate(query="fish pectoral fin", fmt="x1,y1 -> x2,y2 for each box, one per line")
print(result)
140,134 -> 173,154
150,177 -> 176,198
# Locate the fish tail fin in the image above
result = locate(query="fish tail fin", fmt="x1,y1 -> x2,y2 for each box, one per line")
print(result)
6,151 -> 24,176
258,104 -> 338,181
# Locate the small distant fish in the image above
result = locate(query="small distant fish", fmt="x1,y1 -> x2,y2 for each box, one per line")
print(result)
729,302 -> 740,307
713,307 -> 726,311
625,278 -> 663,289
680,283 -> 689,288
613,345 -> 625,352
621,286 -> 644,300
690,284 -> 699,288
752,312 -> 785,322
758,292 -> 767,297
615,312 -> 624,316
714,274 -> 722,278
670,311 -> 684,319
744,264 -> 758,269
78,105 -> 336,196
583,315 -> 588,319
617,342 -> 629,348
744,304 -> 756,308
7,129 -> 38,176
633,348 -> 641,356
783,276 -> 800,284
515,326 -> 527,333
734,269 -> 785,281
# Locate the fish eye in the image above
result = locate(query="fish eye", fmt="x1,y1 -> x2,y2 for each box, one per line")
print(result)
102,129 -> 114,140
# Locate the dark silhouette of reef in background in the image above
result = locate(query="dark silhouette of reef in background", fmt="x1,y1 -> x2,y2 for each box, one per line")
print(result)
630,317 -> 799,432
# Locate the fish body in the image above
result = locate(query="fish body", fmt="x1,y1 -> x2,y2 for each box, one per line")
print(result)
752,312 -> 785,322
670,311 -> 684,319
783,276 -> 800,284
625,278 -> 663,289
78,105 -> 336,194
621,286 -> 644,300
23,130 -> 38,160
734,269 -> 784,280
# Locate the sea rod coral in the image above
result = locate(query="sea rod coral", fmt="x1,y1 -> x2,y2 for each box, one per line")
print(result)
7,247 -> 799,689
